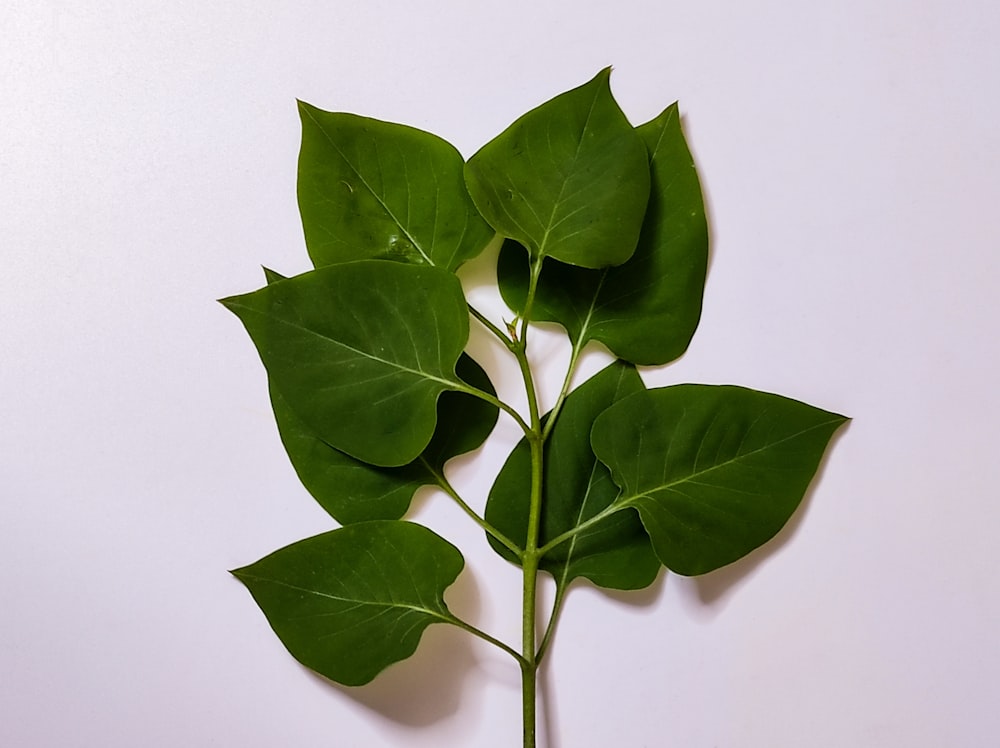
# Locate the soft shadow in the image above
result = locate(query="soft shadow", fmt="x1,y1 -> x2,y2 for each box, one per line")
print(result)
307,624 -> 476,727
454,234 -> 516,394
404,483 -> 435,518
538,654 -> 560,748
455,234 -> 501,296
463,331 -> 511,409
597,568 -> 668,609
679,422 -> 853,613
537,571 -> 669,748
309,556 -> 487,727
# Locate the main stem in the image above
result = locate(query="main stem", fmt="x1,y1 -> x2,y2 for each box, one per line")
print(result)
516,256 -> 545,748
520,548 -> 540,747
520,429 -> 543,747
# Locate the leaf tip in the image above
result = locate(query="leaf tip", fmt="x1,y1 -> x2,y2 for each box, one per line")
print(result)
592,66 -> 613,88
262,266 -> 287,285
297,99 -> 325,123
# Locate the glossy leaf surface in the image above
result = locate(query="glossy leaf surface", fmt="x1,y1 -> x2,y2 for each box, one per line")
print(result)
232,521 -> 464,686
270,354 -> 498,523
498,103 -> 708,365
298,103 -> 494,271
465,68 -> 649,269
592,386 -> 848,576
221,260 -> 468,467
486,361 -> 659,590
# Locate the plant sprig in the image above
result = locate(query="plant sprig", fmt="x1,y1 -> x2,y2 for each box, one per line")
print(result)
223,68 -> 847,747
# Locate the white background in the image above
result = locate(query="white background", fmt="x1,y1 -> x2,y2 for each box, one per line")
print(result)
3,2 -> 999,746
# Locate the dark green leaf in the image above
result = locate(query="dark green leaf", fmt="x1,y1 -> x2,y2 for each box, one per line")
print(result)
591,386 -> 848,576
419,353 -> 499,471
498,103 -> 708,365
261,266 -> 286,285
221,260 -> 469,467
261,266 -> 424,522
270,354 -> 498,523
297,102 -> 494,271
464,68 -> 650,269
268,386 -> 424,522
232,521 -> 464,686
485,361 -> 659,590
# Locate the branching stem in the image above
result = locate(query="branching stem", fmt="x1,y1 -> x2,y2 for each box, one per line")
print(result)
420,458 -> 522,557
469,303 -> 515,349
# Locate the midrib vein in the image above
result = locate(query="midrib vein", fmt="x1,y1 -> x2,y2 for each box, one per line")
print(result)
620,418 -> 843,505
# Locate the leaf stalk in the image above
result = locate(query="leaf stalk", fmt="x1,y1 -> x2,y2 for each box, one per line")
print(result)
420,457 -> 523,556
469,303 -> 516,349
541,330 -> 587,442
536,583 -> 568,664
453,381 -> 532,436
443,613 -> 527,667
537,502 -> 626,557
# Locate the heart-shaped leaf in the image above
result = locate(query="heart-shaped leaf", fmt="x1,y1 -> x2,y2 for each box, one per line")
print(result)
221,260 -> 469,467
464,68 -> 650,269
592,386 -> 849,576
297,102 -> 494,271
485,361 -> 659,590
232,521 -> 464,686
270,353 -> 498,523
260,266 -> 498,521
498,103 -> 708,365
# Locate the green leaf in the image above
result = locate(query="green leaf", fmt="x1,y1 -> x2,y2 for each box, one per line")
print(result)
261,265 -> 286,285
270,353 -> 498,523
232,521 -> 464,686
498,103 -> 708,365
419,353 -> 499,470
297,102 -> 494,271
464,68 -> 650,269
221,260 -> 469,467
485,361 -> 659,590
591,386 -> 849,576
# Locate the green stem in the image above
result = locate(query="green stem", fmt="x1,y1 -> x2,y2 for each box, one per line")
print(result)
515,255 -> 545,748
541,329 -> 586,442
520,550 -> 540,748
518,256 -> 543,345
539,263 -> 609,442
420,457 -> 523,557
469,303 -> 515,349
518,430 -> 543,748
453,382 -> 532,436
537,502 -> 626,557
536,583 -> 568,664
530,328 -> 586,669
443,613 -> 526,667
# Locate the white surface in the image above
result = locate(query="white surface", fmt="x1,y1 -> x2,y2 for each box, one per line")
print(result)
2,1 -> 999,746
